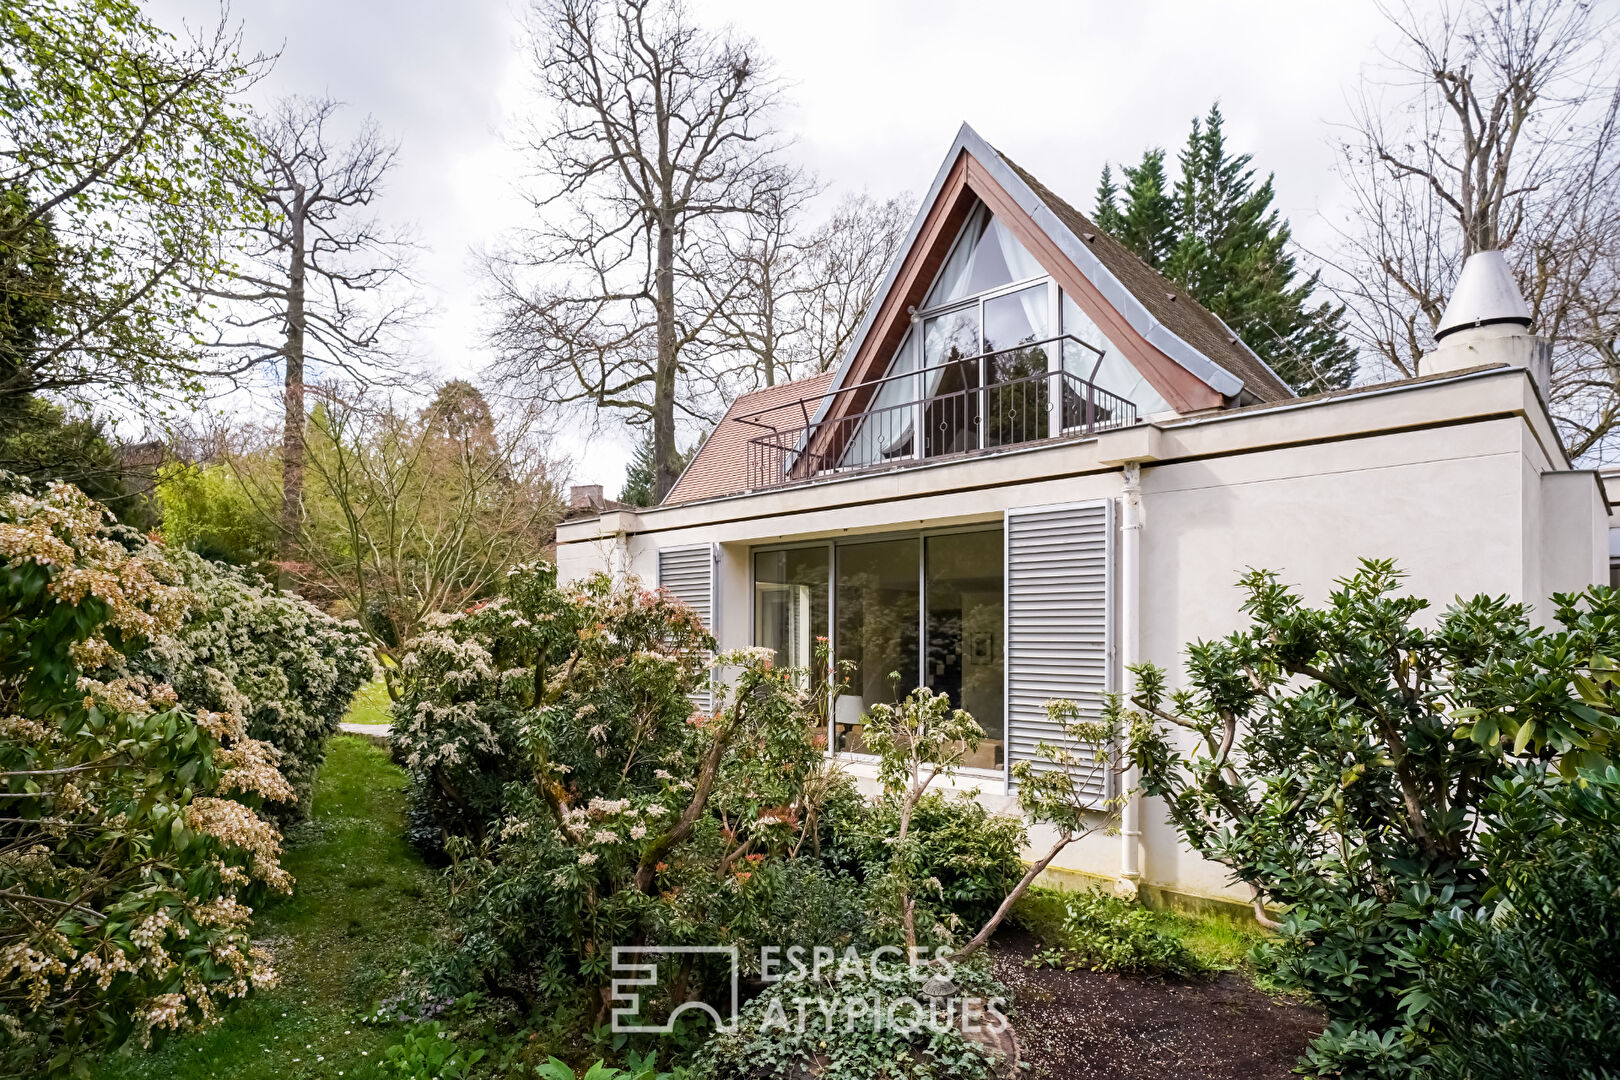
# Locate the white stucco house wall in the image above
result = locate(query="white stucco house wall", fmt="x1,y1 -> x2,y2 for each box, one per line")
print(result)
555,125 -> 1609,911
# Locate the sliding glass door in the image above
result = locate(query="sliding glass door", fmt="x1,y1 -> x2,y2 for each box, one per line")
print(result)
754,527 -> 1004,770
753,548 -> 829,683
834,538 -> 920,754
982,285 -> 1051,449
924,530 -> 1004,769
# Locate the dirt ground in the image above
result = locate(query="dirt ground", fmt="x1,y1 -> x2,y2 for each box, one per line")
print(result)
989,928 -> 1324,1080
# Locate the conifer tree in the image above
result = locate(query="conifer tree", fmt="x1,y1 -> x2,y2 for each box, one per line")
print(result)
619,432 -> 698,507
1093,165 -> 1123,236
1094,104 -> 1357,394
1115,149 -> 1175,269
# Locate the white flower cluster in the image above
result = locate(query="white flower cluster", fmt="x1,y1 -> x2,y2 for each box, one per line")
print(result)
182,798 -> 292,893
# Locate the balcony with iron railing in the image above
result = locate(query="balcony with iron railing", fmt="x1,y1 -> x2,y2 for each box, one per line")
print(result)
737,334 -> 1140,491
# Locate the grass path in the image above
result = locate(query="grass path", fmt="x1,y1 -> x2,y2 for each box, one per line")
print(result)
93,734 -> 439,1080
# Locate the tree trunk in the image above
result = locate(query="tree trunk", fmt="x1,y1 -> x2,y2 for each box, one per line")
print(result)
760,260 -> 776,387
279,190 -> 308,579
948,832 -> 1073,964
652,215 -> 679,502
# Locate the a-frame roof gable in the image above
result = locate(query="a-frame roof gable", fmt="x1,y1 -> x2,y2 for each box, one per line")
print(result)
813,124 -> 1293,431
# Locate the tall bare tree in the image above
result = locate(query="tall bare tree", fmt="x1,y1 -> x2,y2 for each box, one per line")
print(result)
700,168 -> 816,388
1326,0 -> 1620,458
484,0 -> 792,501
704,188 -> 914,391
206,96 -> 418,566
791,192 -> 914,376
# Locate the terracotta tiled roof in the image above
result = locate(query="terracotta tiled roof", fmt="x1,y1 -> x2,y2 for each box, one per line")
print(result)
1000,157 -> 1295,403
663,372 -> 837,505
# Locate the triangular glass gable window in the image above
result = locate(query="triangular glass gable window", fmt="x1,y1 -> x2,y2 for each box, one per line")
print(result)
923,203 -> 1044,309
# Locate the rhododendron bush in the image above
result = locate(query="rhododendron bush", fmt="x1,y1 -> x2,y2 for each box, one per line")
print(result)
394,565 -> 844,1015
0,481 -> 293,1072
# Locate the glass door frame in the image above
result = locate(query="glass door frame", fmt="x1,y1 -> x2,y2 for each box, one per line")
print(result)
748,521 -> 1007,780
909,275 -> 1060,457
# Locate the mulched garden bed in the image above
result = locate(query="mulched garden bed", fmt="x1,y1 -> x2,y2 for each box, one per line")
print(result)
989,928 -> 1323,1080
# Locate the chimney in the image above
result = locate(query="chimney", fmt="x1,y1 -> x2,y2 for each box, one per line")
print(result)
569,484 -> 604,511
1421,250 -> 1551,392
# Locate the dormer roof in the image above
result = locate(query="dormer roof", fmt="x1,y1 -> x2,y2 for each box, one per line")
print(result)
811,124 -> 1293,434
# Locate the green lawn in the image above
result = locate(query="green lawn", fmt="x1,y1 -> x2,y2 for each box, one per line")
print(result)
1167,909 -> 1269,972
92,734 -> 439,1080
344,679 -> 393,727
1011,884 -> 1271,974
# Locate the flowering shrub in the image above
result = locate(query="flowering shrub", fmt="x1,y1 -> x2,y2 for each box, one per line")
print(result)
391,564 -> 724,847
395,565 -> 845,1019
140,549 -> 374,823
0,480 -> 291,1072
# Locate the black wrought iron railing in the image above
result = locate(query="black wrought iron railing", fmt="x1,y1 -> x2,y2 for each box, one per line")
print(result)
738,335 -> 1139,491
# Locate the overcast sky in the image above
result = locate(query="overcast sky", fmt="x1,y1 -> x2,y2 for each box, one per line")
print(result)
153,0 -> 1398,492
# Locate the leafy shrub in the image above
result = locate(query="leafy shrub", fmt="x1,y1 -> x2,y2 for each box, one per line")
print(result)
1405,772 -> 1620,1078
399,566 -> 844,1016
0,480 -> 292,1071
141,547 -> 374,823
1027,888 -> 1202,977
536,1051 -> 681,1080
823,790 -> 1025,941
1300,767 -> 1620,1080
698,956 -> 1012,1080
154,459 -> 278,569
1130,559 -> 1620,1076
382,1021 -> 487,1079
853,688 -> 1128,964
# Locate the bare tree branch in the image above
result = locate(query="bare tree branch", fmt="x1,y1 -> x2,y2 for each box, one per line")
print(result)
206,95 -> 422,571
1323,0 -> 1620,459
483,0 -> 793,501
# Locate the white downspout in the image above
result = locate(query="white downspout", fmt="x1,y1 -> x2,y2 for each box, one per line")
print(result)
1117,461 -> 1144,897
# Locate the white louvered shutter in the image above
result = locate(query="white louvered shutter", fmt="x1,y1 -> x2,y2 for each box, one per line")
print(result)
657,544 -> 718,709
1004,500 -> 1115,802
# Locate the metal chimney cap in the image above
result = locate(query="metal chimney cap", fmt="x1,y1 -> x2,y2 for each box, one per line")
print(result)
1435,250 -> 1531,340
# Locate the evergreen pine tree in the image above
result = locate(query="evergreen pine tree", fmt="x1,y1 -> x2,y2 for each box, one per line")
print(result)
1093,164 -> 1124,236
618,434 -> 657,507
1115,149 -> 1175,268
1095,104 -> 1357,395
619,432 -> 699,507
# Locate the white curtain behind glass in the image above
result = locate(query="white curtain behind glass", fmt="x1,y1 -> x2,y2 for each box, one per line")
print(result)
839,328 -> 916,467
924,204 -> 1045,309
1061,292 -> 1171,415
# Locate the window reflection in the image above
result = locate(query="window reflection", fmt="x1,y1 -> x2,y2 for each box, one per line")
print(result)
755,529 -> 1006,770
923,308 -> 979,458
926,531 -> 1004,769
753,547 -> 829,684
983,285 -> 1051,448
834,538 -> 919,754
